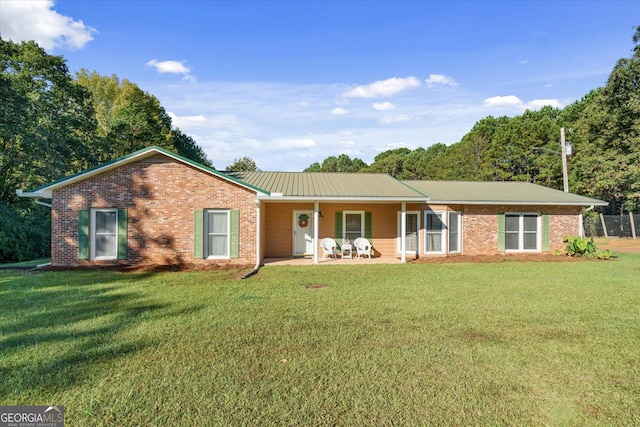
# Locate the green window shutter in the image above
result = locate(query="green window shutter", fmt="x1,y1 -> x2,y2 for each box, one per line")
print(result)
335,211 -> 343,245
497,213 -> 505,252
194,210 -> 203,259
78,210 -> 89,260
230,209 -> 240,259
365,211 -> 373,240
117,209 -> 128,260
542,213 -> 550,252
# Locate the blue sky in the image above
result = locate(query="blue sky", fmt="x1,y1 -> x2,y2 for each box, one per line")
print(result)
1,1 -> 638,171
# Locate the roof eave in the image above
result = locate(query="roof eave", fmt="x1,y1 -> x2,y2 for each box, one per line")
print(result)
258,195 -> 429,203
428,200 -> 609,206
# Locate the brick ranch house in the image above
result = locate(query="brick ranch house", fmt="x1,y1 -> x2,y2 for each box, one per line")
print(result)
17,146 -> 607,269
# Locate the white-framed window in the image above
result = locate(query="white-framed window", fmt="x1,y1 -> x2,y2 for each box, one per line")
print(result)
205,209 -> 230,258
397,211 -> 420,254
448,211 -> 461,253
344,211 -> 364,242
424,211 -> 446,254
91,208 -> 118,260
505,213 -> 540,251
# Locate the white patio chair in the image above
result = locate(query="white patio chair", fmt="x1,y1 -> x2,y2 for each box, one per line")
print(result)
320,237 -> 341,259
353,237 -> 372,259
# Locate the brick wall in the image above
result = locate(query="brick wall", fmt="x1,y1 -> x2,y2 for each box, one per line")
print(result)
461,204 -> 582,255
51,158 -> 257,267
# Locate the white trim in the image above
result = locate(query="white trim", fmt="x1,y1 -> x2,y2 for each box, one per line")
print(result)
424,210 -> 446,254
448,211 -> 461,254
504,212 -> 541,252
397,211 -> 420,255
91,208 -> 118,260
292,210 -> 314,256
343,210 -> 365,242
204,209 -> 231,259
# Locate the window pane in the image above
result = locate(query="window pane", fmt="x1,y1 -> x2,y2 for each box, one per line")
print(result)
505,233 -> 519,250
449,212 -> 459,252
505,215 -> 519,232
96,235 -> 116,257
426,234 -> 441,252
208,212 -> 227,234
405,214 -> 418,252
208,235 -> 227,256
426,213 -> 443,231
523,215 -> 537,232
523,232 -> 537,250
96,211 -> 116,233
206,210 -> 229,257
345,213 -> 362,241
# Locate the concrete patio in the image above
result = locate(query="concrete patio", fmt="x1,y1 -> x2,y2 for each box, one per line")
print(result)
262,256 -> 406,266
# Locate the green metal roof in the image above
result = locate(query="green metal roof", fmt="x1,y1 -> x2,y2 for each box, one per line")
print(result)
404,180 -> 607,206
228,171 -> 426,199
16,144 -> 607,207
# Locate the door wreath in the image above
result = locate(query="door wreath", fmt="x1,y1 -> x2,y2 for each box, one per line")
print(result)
297,213 -> 310,228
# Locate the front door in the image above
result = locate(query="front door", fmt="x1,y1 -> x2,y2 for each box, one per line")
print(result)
293,211 -> 314,256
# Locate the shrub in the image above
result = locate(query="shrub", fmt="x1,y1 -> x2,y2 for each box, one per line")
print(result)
563,235 -> 611,259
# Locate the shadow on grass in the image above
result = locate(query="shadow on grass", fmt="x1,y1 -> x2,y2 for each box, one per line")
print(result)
0,270 -> 203,398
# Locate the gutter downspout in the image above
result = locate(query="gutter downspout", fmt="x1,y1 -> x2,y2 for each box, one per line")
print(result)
242,198 -> 262,279
35,198 -> 52,208
580,205 -> 595,238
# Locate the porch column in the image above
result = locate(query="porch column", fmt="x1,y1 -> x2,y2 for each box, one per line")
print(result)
401,202 -> 407,263
313,201 -> 320,264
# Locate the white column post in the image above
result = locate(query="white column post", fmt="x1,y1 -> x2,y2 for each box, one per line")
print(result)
313,201 -> 320,264
401,202 -> 407,263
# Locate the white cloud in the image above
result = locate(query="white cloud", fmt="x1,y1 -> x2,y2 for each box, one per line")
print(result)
168,112 -> 235,129
331,107 -> 348,115
330,140 -> 356,148
147,59 -> 193,80
483,95 -> 523,108
275,138 -> 317,150
483,95 -> 563,111
381,142 -> 415,152
343,76 -> 421,98
425,74 -> 459,88
379,115 -> 411,124
373,102 -> 396,111
524,99 -> 563,110
0,0 -> 96,50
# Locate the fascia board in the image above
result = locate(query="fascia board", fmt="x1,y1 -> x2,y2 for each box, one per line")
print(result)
258,195 -> 429,203
427,199 -> 609,206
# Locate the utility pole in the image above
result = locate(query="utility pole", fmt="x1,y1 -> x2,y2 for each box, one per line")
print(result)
560,127 -> 569,192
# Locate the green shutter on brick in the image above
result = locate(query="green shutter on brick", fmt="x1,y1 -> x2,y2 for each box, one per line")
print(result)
365,211 -> 372,240
542,213 -> 550,252
78,210 -> 89,260
497,213 -> 506,252
194,210 -> 203,259
230,209 -> 240,259
117,209 -> 128,260
335,211 -> 343,245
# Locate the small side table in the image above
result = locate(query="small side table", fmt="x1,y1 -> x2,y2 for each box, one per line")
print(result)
342,243 -> 352,259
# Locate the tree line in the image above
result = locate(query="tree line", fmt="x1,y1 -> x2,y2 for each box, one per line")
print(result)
1,38 -> 210,262
1,27 -> 638,262
306,27 -> 640,216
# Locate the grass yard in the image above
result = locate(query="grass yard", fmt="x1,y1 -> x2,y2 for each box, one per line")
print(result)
1,255 -> 640,426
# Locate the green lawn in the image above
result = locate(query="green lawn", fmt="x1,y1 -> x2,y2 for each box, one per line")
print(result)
1,256 -> 640,426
